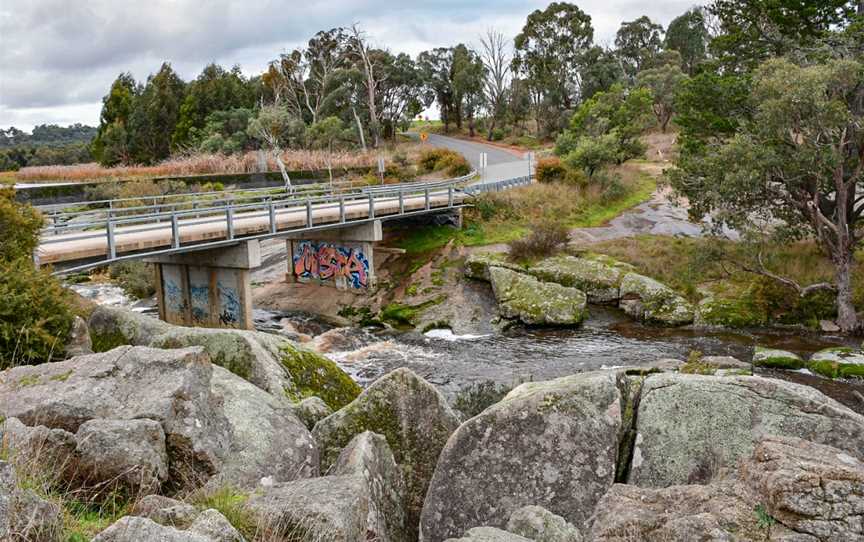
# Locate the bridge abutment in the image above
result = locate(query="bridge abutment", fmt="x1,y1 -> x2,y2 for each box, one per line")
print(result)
146,240 -> 260,329
285,220 -> 382,290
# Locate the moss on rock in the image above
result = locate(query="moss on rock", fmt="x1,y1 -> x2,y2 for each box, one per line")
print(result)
695,283 -> 769,329
809,347 -> 864,379
529,255 -> 625,303
619,273 -> 694,326
464,252 -> 524,281
281,345 -> 361,411
752,347 -> 804,370
489,267 -> 587,326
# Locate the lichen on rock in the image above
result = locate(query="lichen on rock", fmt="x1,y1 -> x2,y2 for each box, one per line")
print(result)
529,255 -> 625,304
489,267 -> 587,326
618,272 -> 694,326
809,346 -> 864,379
464,253 -> 524,282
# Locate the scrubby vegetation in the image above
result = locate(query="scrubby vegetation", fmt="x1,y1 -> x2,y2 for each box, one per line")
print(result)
418,148 -> 472,177
0,187 -> 74,367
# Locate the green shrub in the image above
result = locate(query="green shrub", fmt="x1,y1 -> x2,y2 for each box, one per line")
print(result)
535,157 -> 568,184
507,220 -> 570,262
491,128 -> 505,141
108,261 -> 156,299
0,186 -> 42,261
418,148 -> 470,176
0,258 -> 74,367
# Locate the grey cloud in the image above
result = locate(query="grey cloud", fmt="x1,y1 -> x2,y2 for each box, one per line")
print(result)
0,0 -> 704,129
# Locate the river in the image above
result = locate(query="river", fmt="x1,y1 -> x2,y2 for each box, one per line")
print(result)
72,280 -> 864,416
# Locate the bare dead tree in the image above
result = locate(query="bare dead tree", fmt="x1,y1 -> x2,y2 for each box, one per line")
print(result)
478,28 -> 512,141
350,24 -> 385,148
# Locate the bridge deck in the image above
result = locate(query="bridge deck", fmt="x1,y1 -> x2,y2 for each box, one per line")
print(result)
38,189 -> 463,266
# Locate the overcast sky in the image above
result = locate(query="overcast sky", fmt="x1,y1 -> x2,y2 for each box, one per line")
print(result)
0,0 -> 705,131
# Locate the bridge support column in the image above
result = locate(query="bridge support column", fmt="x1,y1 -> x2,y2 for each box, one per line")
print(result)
285,220 -> 382,291
145,240 -> 260,329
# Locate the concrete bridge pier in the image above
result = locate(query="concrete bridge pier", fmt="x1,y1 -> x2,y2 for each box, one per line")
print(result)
285,220 -> 382,290
146,240 -> 260,330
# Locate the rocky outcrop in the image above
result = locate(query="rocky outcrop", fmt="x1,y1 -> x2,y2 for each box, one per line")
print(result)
445,527 -> 532,541
809,347 -> 864,379
694,283 -> 768,329
420,371 -> 622,542
88,306 -> 360,410
506,505 -> 583,542
629,373 -> 864,487
741,436 -> 864,541
464,253 -> 524,281
0,346 -> 230,490
618,273 -> 694,326
529,255 -> 626,304
331,431 -> 408,542
294,396 -> 333,430
753,346 -> 805,370
489,267 -> 587,326
589,435 -> 864,541
93,511 -> 244,542
0,346 -> 318,493
587,478 -> 763,541
206,365 -> 318,490
313,368 -> 460,540
1,461 -> 63,542
246,475 -> 369,542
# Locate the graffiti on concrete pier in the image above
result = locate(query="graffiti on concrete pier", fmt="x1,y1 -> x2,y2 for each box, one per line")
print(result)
292,241 -> 370,289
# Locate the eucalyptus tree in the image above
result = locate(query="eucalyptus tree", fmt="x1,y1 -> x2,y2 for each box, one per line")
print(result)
512,2 -> 594,135
670,57 -> 864,332
615,16 -> 664,78
665,7 -> 710,75
418,47 -> 458,132
127,62 -> 186,164
92,72 -> 139,166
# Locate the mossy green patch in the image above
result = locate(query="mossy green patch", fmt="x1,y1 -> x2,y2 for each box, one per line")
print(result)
190,486 -> 257,540
16,374 -> 41,387
154,331 -> 254,382
90,330 -> 128,353
280,345 -> 361,411
381,297 -> 445,329
809,360 -> 864,379
49,370 -> 74,382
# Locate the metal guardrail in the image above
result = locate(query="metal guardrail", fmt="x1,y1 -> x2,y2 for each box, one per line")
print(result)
39,171 -> 534,274
465,175 -> 533,194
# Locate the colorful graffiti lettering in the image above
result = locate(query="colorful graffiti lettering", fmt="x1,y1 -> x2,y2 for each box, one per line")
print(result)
292,241 -> 370,289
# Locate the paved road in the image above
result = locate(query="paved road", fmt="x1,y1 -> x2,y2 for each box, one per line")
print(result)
420,133 -> 533,183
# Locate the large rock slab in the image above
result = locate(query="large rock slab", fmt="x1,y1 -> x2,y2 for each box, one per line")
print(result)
74,418 -> 169,496
464,252 -> 524,281
313,368 -> 460,540
131,495 -> 198,528
529,255 -> 625,304
93,512 -> 244,542
89,306 -> 361,410
587,480 -> 763,541
246,475 -> 369,542
420,371 -> 622,542
629,373 -> 864,487
591,435 -> 864,541
489,267 -> 587,326
618,273 -> 694,326
0,346 -> 231,490
741,436 -> 864,541
332,431 -> 408,542
205,366 -> 318,490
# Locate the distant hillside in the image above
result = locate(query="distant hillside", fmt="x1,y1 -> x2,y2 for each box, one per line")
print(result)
0,124 -> 96,171
0,124 -> 97,149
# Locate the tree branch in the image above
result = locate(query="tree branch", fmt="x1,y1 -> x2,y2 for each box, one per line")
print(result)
732,250 -> 836,297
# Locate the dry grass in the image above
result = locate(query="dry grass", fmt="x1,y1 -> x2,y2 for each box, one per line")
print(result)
15,143 -> 425,183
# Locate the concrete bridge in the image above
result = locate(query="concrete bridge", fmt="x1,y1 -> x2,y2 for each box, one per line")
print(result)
37,173 -> 531,329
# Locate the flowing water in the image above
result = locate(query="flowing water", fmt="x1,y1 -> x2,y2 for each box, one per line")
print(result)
71,281 -> 864,415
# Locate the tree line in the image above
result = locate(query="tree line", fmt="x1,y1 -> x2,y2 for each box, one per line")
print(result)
0,124 -> 96,171
86,4 -> 717,168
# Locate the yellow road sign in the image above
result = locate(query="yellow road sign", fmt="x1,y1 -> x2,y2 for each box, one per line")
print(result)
420,132 -> 428,142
